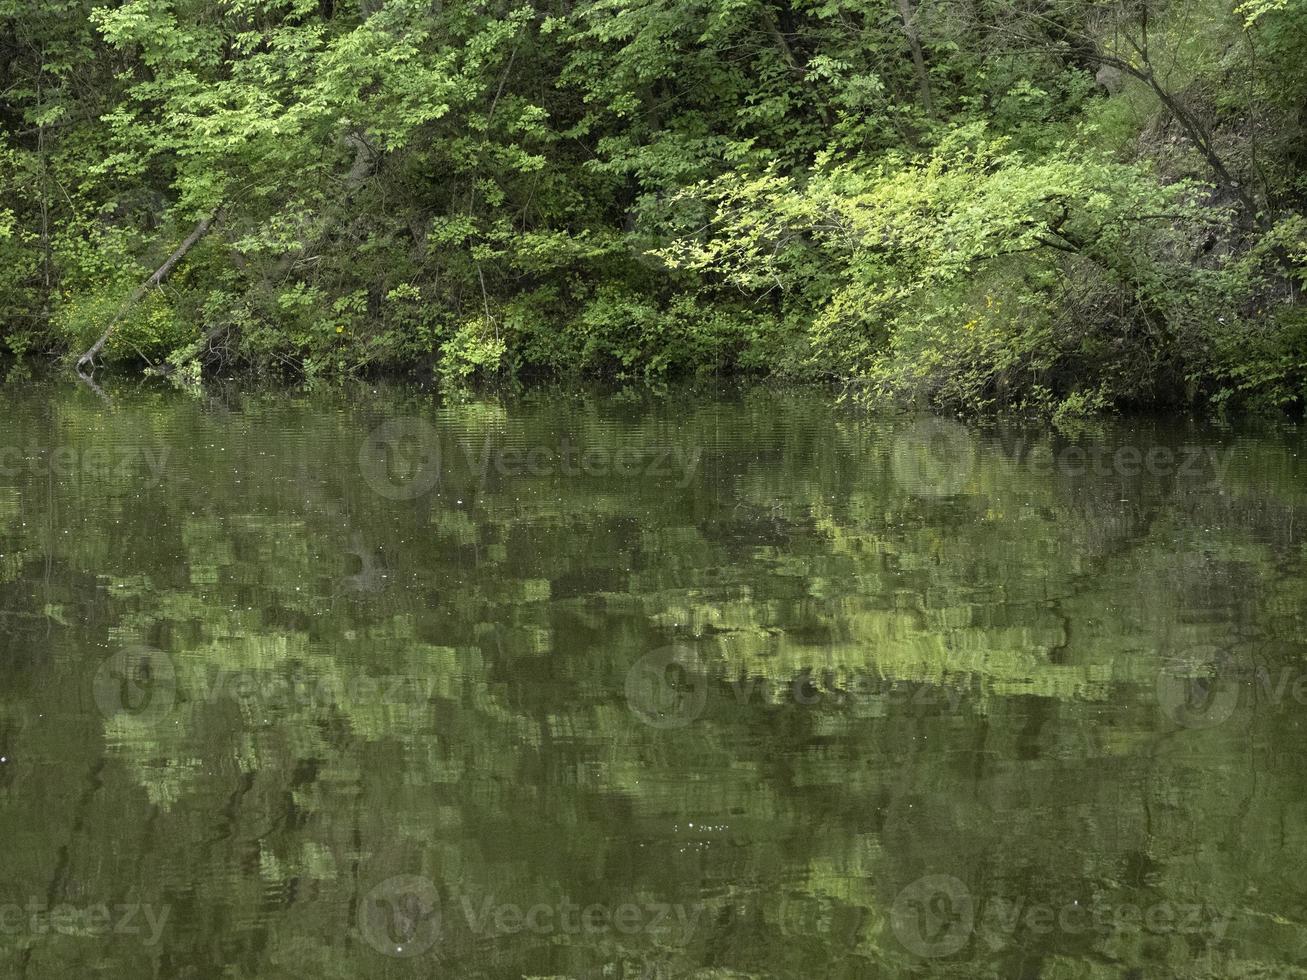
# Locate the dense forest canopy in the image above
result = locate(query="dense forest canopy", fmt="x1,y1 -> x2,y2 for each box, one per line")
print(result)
0,0 -> 1304,415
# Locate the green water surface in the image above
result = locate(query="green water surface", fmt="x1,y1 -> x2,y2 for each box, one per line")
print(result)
1,378 -> 1305,978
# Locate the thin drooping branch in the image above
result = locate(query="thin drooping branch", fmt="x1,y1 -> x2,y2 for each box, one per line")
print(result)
981,7 -> 1263,227
1097,49 -> 1260,224
75,210 -> 222,375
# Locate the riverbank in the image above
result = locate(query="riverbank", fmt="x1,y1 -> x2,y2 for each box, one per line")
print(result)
1,0 -> 1303,419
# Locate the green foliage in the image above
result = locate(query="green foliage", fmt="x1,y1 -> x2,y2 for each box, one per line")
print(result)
0,0 -> 1303,413
439,316 -> 508,383
661,125 -> 1254,413
1237,0 -> 1297,25
55,285 -> 191,362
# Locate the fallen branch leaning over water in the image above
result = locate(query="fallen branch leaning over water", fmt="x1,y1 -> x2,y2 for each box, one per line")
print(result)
74,210 -> 222,377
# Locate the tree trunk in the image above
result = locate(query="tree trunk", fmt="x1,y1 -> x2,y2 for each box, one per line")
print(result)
759,3 -> 835,127
1090,51 -> 1261,226
896,0 -> 934,114
75,211 -> 220,376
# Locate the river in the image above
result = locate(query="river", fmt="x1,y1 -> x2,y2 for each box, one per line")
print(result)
0,376 -> 1304,977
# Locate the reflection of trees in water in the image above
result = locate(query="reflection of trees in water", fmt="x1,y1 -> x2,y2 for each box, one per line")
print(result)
0,385 -> 1304,975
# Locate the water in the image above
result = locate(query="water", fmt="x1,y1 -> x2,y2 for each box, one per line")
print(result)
1,375 -> 1305,978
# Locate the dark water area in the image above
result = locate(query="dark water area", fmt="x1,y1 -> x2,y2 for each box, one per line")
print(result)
1,375 -> 1305,978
